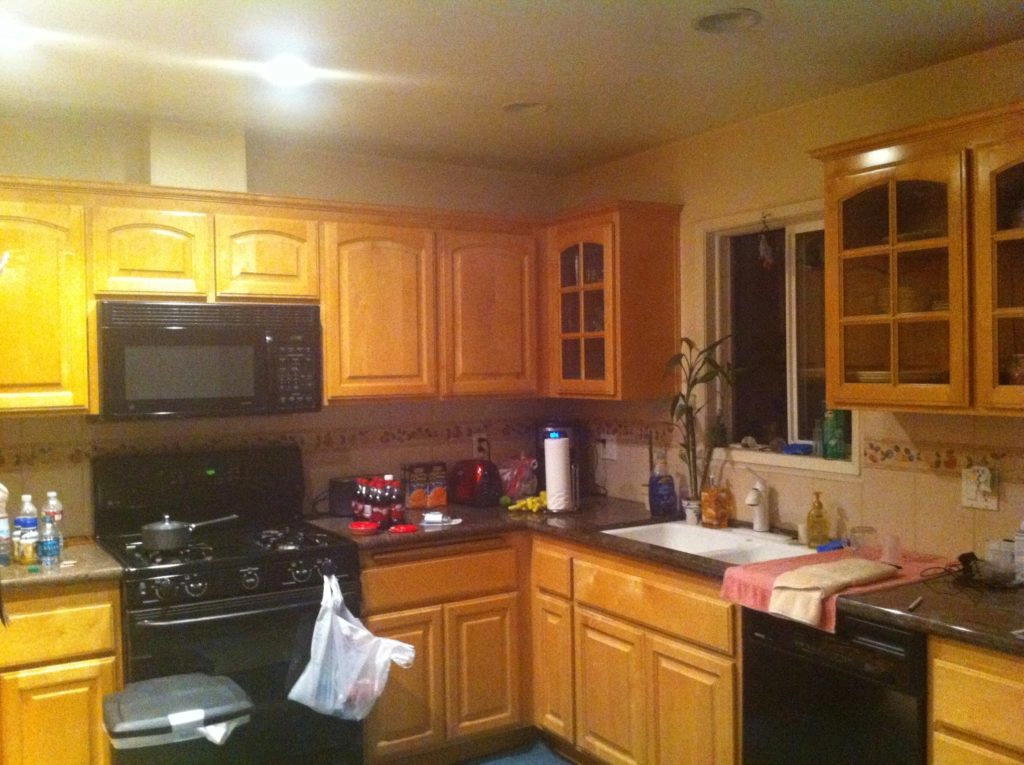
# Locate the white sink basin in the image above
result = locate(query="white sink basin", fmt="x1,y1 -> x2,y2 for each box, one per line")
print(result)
603,521 -> 813,564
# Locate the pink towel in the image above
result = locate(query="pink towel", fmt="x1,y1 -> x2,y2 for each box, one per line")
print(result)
720,548 -> 947,631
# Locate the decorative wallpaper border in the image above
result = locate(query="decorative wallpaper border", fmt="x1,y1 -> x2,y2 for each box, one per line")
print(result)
862,439 -> 1024,481
0,419 -> 538,470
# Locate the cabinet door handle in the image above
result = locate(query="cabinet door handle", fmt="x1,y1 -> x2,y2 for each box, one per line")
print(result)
0,252 -> 9,276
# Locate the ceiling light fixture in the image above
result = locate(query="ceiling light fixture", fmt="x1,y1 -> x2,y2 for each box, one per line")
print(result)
694,7 -> 763,33
0,12 -> 39,52
262,55 -> 317,88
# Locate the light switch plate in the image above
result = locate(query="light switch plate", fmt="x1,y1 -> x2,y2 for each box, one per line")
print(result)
961,466 -> 998,510
600,435 -> 617,461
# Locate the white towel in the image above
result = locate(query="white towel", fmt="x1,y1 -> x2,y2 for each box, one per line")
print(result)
768,558 -> 897,627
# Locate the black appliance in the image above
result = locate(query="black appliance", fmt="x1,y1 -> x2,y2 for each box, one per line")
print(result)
93,444 -> 362,765
742,607 -> 927,765
97,300 -> 322,419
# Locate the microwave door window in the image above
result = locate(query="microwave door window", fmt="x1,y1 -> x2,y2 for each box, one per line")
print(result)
123,342 -> 266,414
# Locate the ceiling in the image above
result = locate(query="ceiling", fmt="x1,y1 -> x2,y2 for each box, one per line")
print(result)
2,1 -> 1023,175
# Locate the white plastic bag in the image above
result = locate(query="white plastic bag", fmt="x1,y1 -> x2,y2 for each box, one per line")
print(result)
288,574 -> 415,720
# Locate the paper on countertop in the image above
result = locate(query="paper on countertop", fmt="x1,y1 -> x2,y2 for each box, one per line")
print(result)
544,437 -> 572,511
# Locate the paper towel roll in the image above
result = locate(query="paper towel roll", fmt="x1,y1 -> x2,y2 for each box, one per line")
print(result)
544,436 -> 573,511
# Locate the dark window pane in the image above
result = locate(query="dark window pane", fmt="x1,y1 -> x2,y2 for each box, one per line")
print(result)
583,338 -> 605,380
561,339 -> 580,379
897,248 -> 948,312
997,318 -> 1024,384
795,230 -> 826,441
560,246 -> 579,287
582,243 -> 603,283
844,324 -> 891,382
583,289 -> 604,332
896,180 -> 947,241
996,239 -> 1024,309
843,255 -> 889,316
897,321 -> 949,384
842,186 -> 888,249
730,228 -> 787,444
995,161 -> 1024,231
561,293 -> 580,333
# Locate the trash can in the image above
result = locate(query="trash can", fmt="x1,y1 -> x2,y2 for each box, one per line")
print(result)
103,673 -> 253,764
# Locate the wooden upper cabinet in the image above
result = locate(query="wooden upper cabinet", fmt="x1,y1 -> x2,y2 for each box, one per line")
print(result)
545,202 -> 679,400
816,100 -> 1024,413
91,206 -> 211,296
438,230 -> 537,396
0,201 -> 89,412
974,135 -> 1024,411
214,213 -> 319,298
824,151 -> 968,409
322,221 -> 437,398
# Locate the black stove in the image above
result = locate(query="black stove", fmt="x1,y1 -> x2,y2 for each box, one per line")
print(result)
92,444 -> 364,764
94,444 -> 359,610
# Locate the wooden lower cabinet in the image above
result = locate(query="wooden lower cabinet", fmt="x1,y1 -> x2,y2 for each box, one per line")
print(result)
575,607 -> 646,765
0,657 -> 117,765
531,539 -> 738,765
531,591 -> 574,741
363,606 -> 446,759
0,580 -> 122,765
364,593 -> 520,762
931,636 -> 1024,764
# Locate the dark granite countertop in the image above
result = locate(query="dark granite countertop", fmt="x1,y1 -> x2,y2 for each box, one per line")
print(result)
313,497 -> 1024,659
310,496 -> 732,579
839,571 -> 1024,657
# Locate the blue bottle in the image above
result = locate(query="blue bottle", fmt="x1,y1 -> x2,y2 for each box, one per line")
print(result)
648,451 -> 677,516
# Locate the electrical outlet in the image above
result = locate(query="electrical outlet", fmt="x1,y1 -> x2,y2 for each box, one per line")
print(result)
961,466 -> 998,510
601,434 -> 617,460
472,432 -> 489,457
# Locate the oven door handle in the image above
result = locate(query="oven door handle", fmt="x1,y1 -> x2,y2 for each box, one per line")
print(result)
137,600 -> 320,628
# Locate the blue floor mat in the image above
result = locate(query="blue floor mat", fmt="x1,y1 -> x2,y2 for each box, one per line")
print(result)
462,740 -> 570,764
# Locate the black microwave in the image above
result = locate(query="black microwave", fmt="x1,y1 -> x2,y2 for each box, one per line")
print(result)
97,300 -> 323,419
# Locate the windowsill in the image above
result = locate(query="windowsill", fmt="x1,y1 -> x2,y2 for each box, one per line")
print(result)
716,444 -> 861,477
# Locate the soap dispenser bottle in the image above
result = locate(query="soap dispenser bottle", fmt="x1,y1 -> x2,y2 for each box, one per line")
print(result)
806,491 -> 830,547
648,450 -> 677,517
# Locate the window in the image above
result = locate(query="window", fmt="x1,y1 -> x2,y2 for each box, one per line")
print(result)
705,210 -> 856,472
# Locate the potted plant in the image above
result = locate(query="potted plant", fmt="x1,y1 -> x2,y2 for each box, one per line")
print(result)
666,336 -> 733,521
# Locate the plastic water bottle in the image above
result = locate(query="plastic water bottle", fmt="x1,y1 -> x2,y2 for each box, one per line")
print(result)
0,482 -> 10,566
42,491 -> 65,556
38,513 -> 60,571
13,494 -> 38,565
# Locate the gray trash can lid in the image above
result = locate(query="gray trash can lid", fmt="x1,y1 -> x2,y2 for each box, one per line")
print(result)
104,673 -> 253,744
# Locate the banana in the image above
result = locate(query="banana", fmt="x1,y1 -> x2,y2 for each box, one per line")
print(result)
508,490 -> 547,512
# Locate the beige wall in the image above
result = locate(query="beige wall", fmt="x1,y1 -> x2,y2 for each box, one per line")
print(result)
559,39 -> 1024,561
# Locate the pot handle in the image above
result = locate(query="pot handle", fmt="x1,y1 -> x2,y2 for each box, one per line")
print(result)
187,514 -> 240,531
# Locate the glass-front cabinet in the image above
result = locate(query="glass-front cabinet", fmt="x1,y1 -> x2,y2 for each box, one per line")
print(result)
975,136 -> 1024,409
545,203 -> 679,399
826,152 -> 968,409
554,224 -> 614,395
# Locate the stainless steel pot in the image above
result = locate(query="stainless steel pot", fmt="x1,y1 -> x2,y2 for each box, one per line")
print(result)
140,514 -> 239,551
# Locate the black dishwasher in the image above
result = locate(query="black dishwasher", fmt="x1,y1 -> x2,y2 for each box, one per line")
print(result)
742,607 -> 927,765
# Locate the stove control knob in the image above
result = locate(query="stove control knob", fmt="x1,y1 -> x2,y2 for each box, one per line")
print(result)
240,569 -> 261,591
183,576 -> 209,599
289,561 -> 313,583
154,578 -> 177,602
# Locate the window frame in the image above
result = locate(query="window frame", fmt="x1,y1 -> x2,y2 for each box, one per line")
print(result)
698,201 -> 861,477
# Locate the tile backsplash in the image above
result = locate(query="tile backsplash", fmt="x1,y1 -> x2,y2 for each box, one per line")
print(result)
2,399 -> 1022,562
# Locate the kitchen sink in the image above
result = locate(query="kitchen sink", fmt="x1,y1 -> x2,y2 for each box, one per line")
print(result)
602,521 -> 812,564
